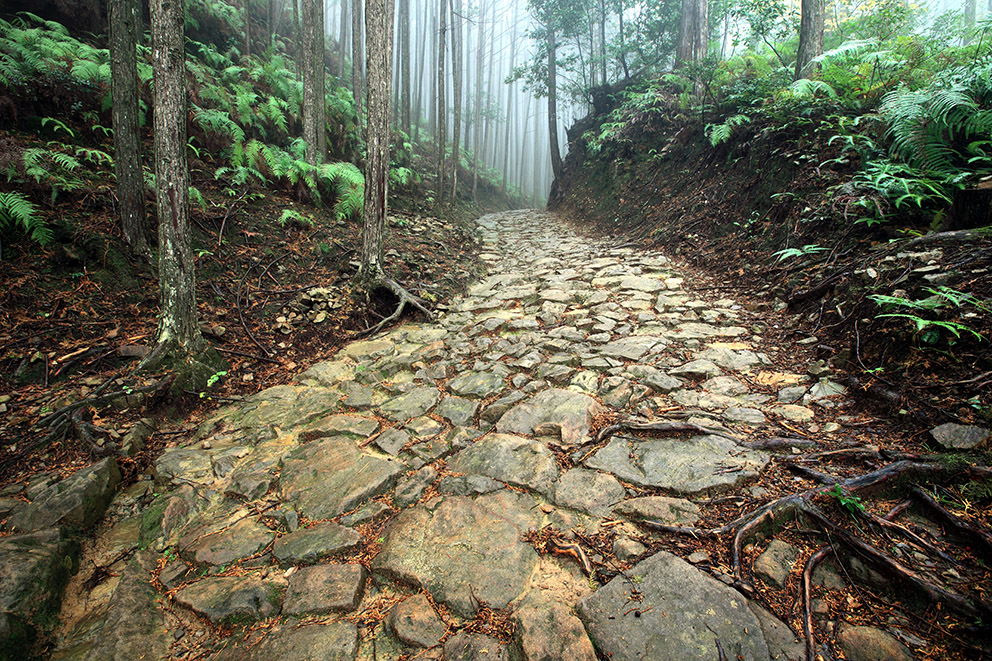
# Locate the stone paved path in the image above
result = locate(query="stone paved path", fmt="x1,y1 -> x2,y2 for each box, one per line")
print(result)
11,210 -> 832,659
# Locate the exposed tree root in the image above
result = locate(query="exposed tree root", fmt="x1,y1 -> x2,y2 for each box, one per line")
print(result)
803,545 -> 832,661
353,276 -> 434,338
912,487 -> 992,558
594,419 -> 741,444
641,460 -> 992,626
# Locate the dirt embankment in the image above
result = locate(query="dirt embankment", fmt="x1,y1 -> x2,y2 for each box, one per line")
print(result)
552,101 -> 992,434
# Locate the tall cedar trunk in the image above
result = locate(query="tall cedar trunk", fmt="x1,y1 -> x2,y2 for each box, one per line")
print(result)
598,0 -> 606,83
436,0 -> 447,200
413,0 -> 429,142
518,90 -> 531,195
449,0 -> 462,200
315,0 -> 326,158
480,0 -> 495,174
618,0 -> 629,79
109,0 -> 150,256
471,0 -> 485,200
359,0 -> 394,281
302,0 -> 325,165
399,0 -> 411,132
547,27 -> 563,183
676,0 -> 707,65
338,0 -> 348,76
794,0 -> 824,79
352,0 -> 364,120
501,5 -> 516,195
149,0 -> 204,356
244,0 -> 251,58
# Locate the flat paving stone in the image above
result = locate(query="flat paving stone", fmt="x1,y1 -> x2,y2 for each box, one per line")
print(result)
273,522 -> 363,565
586,435 -> 769,495
496,388 -> 605,446
283,564 -> 366,615
448,433 -> 560,494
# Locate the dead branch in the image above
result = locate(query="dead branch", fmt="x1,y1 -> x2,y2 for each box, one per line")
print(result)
803,545 -> 832,661
912,487 -> 992,558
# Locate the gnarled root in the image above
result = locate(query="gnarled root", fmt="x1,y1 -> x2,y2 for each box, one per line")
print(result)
353,276 -> 434,338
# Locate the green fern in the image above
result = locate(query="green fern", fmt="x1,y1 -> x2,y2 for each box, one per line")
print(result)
191,105 -> 246,145
706,114 -> 751,146
0,192 -> 50,256
323,162 -> 365,221
788,79 -> 838,99
278,209 -> 314,227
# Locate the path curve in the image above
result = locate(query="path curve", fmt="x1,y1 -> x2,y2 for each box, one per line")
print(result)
41,209 -> 821,660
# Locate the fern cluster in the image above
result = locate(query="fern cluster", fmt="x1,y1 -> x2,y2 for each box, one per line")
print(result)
0,191 -> 48,258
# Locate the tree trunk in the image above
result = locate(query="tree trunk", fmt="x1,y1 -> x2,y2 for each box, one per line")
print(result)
352,0 -> 364,120
149,0 -> 205,357
315,0 -> 326,158
413,0 -> 429,142
617,0 -> 630,79
244,0 -> 252,58
449,0 -> 462,200
501,5 -> 516,195
436,0 -> 447,201
109,0 -> 150,257
547,27 -> 563,183
338,0 -> 348,76
676,0 -> 707,66
471,0 -> 485,200
358,0 -> 394,282
399,0 -> 411,133
302,0 -> 325,165
795,0 -> 824,79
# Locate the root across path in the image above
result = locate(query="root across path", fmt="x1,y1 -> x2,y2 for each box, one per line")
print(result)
1,209 -> 989,660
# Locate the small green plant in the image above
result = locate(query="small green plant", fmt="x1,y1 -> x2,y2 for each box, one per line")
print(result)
706,114 -> 751,146
870,286 -> 988,342
0,192 -> 50,258
278,209 -> 314,228
830,484 -> 866,516
772,244 -> 828,262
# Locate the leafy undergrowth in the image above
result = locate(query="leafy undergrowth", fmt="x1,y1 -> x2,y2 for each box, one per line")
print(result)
554,93 -> 992,436
0,147 -> 495,485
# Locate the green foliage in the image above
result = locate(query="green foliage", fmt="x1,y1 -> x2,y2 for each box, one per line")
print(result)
829,484 -> 866,517
870,286 -> 989,343
0,191 -> 49,254
772,243 -> 827,262
706,114 -> 751,146
278,209 -> 314,228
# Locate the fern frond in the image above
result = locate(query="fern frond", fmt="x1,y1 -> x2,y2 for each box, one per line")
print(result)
0,191 -> 50,248
788,79 -> 838,99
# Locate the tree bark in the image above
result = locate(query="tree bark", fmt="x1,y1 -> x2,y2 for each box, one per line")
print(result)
398,0 -> 411,134
795,0 -> 824,79
471,0 -> 485,201
149,0 -> 205,357
436,0 -> 447,201
301,0 -> 325,165
675,0 -> 707,66
352,0 -> 364,120
358,0 -> 394,282
501,5 -> 516,195
109,0 -> 150,257
449,0 -> 462,200
547,27 -> 563,183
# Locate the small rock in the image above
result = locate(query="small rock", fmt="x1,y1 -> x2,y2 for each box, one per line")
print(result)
929,423 -> 991,450
273,522 -> 363,566
388,593 -> 446,648
612,537 -> 647,562
836,623 -> 914,661
753,539 -> 797,589
283,564 -> 367,615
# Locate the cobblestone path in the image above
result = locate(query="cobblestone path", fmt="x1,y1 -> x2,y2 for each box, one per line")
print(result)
37,209 -> 826,660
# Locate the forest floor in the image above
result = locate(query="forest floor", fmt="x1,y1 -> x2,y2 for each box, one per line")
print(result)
0,181 -> 486,486
2,208 -> 989,660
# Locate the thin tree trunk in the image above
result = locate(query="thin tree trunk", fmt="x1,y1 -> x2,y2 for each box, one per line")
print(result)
338,0 -> 348,75
449,0 -> 462,200
617,0 -> 630,79
501,5 -> 516,195
399,0 -> 410,133
436,0 -> 447,201
359,0 -> 394,281
352,0 -> 364,120
316,0 -> 326,158
302,0 -> 325,165
413,0 -> 429,142
547,27 -> 563,182
795,0 -> 824,79
598,0 -> 607,83
149,0 -> 204,357
471,0 -> 485,200
245,0 -> 252,58
110,0 -> 149,257
518,91 -> 531,195
480,1 -> 495,173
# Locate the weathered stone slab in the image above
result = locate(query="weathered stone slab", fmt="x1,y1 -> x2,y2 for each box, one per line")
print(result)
281,437 -> 403,519
213,623 -> 359,661
448,434 -> 559,495
0,529 -> 76,653
283,564 -> 366,615
496,388 -> 604,446
448,372 -> 507,399
7,458 -> 121,533
174,576 -> 281,624
186,518 -> 275,567
273,522 -> 363,565
388,593 -> 446,648
443,632 -> 509,660
374,495 -> 539,617
435,396 -> 479,426
598,336 -> 665,361
302,415 -> 380,440
515,601 -> 597,661
577,552 -> 774,660
613,496 -> 701,525
379,387 -> 441,421
586,435 -> 768,495
552,468 -> 625,517
84,552 -> 171,661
